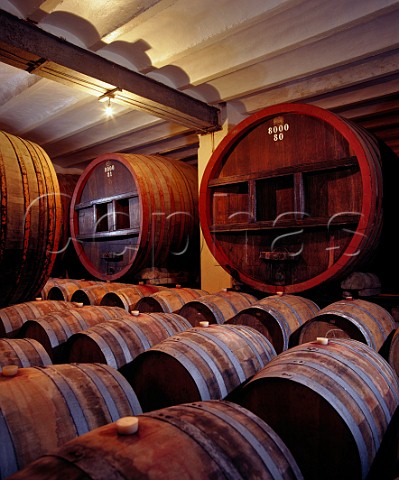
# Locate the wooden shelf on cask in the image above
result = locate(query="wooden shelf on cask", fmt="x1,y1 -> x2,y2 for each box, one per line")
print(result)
209,215 -> 360,233
76,227 -> 140,240
74,192 -> 138,210
207,155 -> 358,186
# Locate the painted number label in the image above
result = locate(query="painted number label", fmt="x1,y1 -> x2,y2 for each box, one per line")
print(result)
268,123 -> 289,141
104,164 -> 115,177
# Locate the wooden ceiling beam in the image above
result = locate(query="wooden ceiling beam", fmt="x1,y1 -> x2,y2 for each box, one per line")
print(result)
0,9 -> 221,132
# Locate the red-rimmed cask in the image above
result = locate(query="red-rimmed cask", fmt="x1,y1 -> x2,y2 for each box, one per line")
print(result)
199,103 -> 390,294
69,153 -> 198,282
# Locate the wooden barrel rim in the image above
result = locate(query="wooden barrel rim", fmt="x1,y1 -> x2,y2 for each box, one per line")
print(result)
199,103 -> 378,294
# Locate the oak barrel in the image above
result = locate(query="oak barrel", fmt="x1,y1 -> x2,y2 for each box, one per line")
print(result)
126,324 -> 276,412
19,305 -> 128,362
199,103 -> 387,294
0,131 -> 62,306
69,153 -> 199,282
0,338 -> 52,367
230,338 -> 399,480
46,279 -> 102,301
134,287 -> 209,313
178,290 -> 257,326
0,363 -> 142,479
99,284 -> 166,311
67,312 -> 192,368
0,299 -> 75,338
70,282 -> 134,305
297,298 -> 396,351
227,294 -> 319,353
7,400 -> 303,480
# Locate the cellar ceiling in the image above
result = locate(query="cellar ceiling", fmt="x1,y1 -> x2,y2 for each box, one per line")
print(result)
0,0 -> 398,171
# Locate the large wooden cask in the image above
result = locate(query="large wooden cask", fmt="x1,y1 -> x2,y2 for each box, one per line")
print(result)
69,153 -> 199,282
0,131 -> 62,306
0,363 -> 142,479
7,401 -> 303,480
230,338 -> 399,480
199,103 -> 393,294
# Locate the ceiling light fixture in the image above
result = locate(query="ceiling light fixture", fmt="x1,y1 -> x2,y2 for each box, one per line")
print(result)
98,88 -> 120,117
104,97 -> 113,117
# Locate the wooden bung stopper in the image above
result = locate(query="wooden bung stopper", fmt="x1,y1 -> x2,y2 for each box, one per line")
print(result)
2,365 -> 19,376
116,416 -> 139,435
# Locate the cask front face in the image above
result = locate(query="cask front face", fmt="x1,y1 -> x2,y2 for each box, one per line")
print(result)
200,103 -> 382,294
70,153 -> 199,282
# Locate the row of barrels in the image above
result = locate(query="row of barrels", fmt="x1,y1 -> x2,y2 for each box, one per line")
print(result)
2,283 -> 399,376
2,333 -> 399,479
2,289 -> 399,477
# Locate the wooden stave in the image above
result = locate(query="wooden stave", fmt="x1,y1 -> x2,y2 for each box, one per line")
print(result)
99,284 -> 166,311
